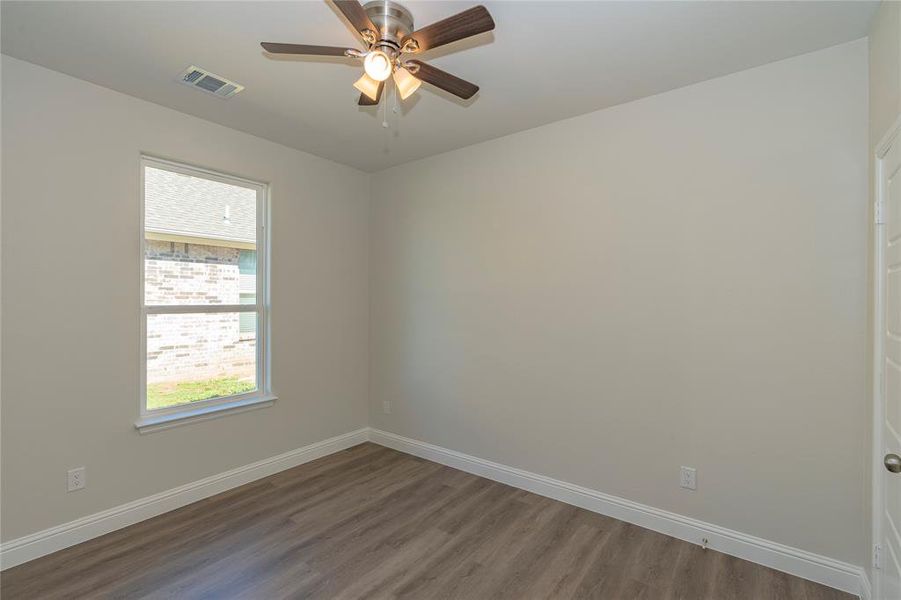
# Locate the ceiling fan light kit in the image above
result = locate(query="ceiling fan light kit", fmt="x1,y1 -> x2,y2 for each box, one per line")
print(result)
393,66 -> 421,100
262,0 -> 494,110
353,73 -> 381,100
363,49 -> 393,81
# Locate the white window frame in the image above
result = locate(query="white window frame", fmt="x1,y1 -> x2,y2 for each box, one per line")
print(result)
135,156 -> 274,433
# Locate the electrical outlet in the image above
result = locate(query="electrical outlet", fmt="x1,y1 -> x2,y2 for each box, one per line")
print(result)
67,467 -> 86,492
680,466 -> 696,490
382,400 -> 391,415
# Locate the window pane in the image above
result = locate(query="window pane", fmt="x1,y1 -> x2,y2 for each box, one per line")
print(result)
144,166 -> 256,305
146,312 -> 257,410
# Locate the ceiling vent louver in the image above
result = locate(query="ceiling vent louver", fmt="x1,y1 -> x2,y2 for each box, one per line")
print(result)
178,66 -> 244,98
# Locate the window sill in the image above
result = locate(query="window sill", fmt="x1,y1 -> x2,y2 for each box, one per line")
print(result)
134,394 -> 277,434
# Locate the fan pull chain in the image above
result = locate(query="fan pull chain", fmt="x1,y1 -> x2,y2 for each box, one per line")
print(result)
381,82 -> 390,129
393,80 -> 400,115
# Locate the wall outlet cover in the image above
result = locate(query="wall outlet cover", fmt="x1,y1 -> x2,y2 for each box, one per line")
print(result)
680,466 -> 696,490
67,467 -> 86,492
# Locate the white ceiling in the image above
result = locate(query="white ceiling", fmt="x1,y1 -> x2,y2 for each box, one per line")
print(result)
1,1 -> 878,172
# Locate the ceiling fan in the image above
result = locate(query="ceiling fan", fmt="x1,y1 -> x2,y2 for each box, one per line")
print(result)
261,0 -> 495,106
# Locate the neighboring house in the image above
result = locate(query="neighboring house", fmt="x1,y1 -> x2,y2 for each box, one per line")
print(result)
144,167 -> 256,385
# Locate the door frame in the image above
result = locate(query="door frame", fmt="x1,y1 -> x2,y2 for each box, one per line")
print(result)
873,114 -> 901,600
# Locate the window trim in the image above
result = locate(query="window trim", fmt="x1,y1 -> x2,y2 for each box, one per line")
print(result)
137,156 -> 273,432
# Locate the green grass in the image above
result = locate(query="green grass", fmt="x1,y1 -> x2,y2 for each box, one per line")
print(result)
147,377 -> 256,410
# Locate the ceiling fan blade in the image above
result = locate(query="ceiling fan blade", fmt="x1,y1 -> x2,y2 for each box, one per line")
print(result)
358,81 -> 385,106
333,0 -> 379,42
402,5 -> 494,53
408,60 -> 478,99
261,42 -> 351,56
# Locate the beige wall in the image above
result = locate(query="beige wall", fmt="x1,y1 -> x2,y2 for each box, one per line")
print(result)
369,40 -> 869,565
867,0 -> 901,584
870,1 -> 901,148
1,56 -> 370,540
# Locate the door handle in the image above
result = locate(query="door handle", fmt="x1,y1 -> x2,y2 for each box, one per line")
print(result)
885,454 -> 901,473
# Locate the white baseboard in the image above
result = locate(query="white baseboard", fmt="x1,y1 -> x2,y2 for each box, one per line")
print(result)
368,428 -> 867,599
859,570 -> 872,600
0,425 -> 869,599
0,427 -> 369,571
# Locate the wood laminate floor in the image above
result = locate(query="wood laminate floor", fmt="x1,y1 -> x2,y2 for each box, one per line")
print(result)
1,443 -> 854,600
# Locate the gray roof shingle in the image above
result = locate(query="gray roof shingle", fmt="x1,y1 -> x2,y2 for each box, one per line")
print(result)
144,166 -> 256,243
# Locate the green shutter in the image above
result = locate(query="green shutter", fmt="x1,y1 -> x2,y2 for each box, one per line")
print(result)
239,250 -> 256,274
238,250 -> 257,336
239,293 -> 256,335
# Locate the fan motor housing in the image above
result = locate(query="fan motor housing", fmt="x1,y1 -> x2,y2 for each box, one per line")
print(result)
364,0 -> 414,48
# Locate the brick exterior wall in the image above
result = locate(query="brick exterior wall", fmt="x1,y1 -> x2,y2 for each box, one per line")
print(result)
145,240 -> 255,385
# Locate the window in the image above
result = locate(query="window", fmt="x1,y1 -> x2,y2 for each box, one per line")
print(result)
138,157 -> 271,430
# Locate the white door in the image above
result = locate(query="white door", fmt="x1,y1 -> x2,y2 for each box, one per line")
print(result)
878,124 -> 901,600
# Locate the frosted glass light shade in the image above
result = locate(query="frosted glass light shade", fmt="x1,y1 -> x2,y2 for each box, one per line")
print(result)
363,50 -> 392,82
393,67 -> 421,100
353,73 -> 381,101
